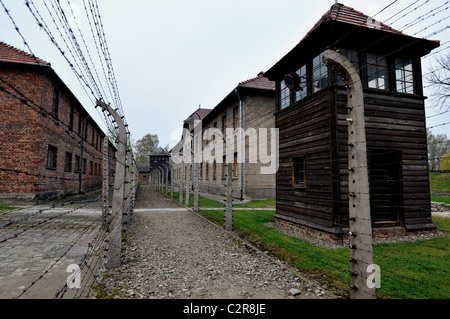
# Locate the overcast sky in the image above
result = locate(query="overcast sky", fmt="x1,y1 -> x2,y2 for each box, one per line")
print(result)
1,0 -> 449,149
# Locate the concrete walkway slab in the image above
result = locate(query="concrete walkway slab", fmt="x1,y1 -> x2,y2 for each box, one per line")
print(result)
0,202 -> 103,299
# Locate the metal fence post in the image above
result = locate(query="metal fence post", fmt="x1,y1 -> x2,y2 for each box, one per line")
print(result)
224,161 -> 233,231
151,171 -> 155,188
157,168 -> 161,191
170,159 -> 174,199
323,49 -> 375,299
180,160 -> 184,205
159,167 -> 164,192
185,162 -> 190,207
165,164 -> 169,196
193,162 -> 199,211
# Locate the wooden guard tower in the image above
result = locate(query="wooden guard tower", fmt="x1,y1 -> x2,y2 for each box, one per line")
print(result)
264,3 -> 440,243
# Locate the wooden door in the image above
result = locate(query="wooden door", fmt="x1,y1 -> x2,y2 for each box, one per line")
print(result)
369,149 -> 403,227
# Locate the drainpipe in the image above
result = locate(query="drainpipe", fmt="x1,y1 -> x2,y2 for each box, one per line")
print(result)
234,88 -> 244,200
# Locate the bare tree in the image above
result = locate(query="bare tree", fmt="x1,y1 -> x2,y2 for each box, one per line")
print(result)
427,129 -> 450,171
134,133 -> 160,163
427,53 -> 450,111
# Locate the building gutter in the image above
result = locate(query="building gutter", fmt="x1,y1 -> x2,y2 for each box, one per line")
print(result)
234,88 -> 244,200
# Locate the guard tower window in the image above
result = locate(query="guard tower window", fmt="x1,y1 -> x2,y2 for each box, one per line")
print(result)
395,58 -> 414,94
313,52 -> 329,93
295,65 -> 308,101
367,52 -> 388,90
335,48 -> 360,84
280,80 -> 290,110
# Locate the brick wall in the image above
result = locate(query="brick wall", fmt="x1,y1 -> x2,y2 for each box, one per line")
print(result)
242,92 -> 276,198
274,214 -> 435,247
187,91 -> 276,199
0,66 -> 41,197
0,63 -> 107,203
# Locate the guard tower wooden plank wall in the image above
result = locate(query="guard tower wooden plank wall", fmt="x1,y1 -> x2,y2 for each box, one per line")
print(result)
264,3 -> 440,243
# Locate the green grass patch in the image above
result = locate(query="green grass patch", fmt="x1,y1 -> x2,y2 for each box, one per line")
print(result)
429,172 -> 450,190
0,205 -> 16,210
431,196 -> 450,204
172,191 -> 225,208
234,198 -> 276,208
0,205 -> 17,214
170,191 -> 274,209
373,216 -> 450,299
197,209 -> 450,299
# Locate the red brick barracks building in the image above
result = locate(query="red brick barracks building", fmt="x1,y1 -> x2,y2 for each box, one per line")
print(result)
0,42 -> 115,203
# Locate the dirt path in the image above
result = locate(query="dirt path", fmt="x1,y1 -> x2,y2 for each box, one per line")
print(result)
101,186 -> 334,299
134,186 -> 182,209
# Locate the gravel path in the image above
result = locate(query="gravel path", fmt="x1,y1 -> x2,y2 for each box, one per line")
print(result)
101,186 -> 335,299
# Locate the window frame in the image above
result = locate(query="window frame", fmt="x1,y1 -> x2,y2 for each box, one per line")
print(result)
334,48 -> 360,85
233,106 -> 239,130
279,80 -> 291,110
75,155 -> 81,173
395,58 -> 414,94
83,158 -> 87,175
366,52 -> 388,90
64,152 -> 72,172
295,65 -> 308,102
47,145 -> 58,170
69,104 -> 74,130
312,52 -> 329,93
52,89 -> 59,119
233,152 -> 239,178
77,111 -> 82,136
277,49 -> 419,112
292,156 -> 306,188
221,115 -> 227,137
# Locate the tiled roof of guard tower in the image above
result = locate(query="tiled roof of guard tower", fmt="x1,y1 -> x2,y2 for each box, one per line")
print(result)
265,2 -> 440,79
304,2 -> 404,41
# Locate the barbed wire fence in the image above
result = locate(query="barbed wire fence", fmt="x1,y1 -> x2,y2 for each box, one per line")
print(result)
64,0 -> 450,300
0,0 -> 449,300
0,0 -> 139,299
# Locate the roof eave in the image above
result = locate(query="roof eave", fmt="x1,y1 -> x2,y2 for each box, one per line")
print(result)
0,57 -> 107,138
265,20 -> 441,81
0,59 -> 52,68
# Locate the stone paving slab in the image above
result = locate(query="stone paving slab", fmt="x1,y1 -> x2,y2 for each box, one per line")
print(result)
0,203 -> 103,299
